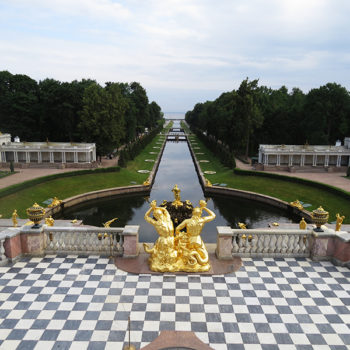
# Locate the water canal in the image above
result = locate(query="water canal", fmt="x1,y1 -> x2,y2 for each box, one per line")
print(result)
60,120 -> 297,243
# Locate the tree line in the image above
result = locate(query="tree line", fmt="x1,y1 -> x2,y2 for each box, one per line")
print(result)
0,71 -> 163,156
185,78 -> 350,158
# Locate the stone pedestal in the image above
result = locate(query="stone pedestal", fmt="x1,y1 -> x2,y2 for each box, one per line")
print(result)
20,225 -> 45,255
216,226 -> 233,260
123,225 -> 139,258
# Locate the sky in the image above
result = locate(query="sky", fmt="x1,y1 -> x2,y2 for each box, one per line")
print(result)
1,0 -> 350,113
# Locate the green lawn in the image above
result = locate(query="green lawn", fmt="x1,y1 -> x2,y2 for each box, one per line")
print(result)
187,134 -> 350,223
0,133 -> 167,219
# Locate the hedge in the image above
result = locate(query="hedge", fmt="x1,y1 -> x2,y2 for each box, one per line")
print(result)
234,168 -> 350,201
0,166 -> 120,199
190,127 -> 236,169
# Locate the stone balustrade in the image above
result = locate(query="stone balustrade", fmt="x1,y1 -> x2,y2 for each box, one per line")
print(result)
43,226 -> 125,256
0,224 -> 139,265
217,226 -> 312,259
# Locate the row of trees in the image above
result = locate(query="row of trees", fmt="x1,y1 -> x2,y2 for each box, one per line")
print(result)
0,71 -> 163,156
185,79 -> 350,157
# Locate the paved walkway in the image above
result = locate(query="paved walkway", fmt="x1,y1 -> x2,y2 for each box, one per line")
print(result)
0,254 -> 349,349
0,158 -> 117,190
235,159 -> 350,192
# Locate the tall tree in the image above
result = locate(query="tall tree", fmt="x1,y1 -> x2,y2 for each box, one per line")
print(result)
79,83 -> 127,157
235,78 -> 263,157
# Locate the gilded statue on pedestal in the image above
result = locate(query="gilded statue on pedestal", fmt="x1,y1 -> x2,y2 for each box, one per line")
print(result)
143,187 -> 215,273
12,209 -> 18,227
299,217 -> 307,230
335,213 -> 345,232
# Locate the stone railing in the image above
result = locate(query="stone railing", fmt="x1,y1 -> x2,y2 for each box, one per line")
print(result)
0,224 -> 139,265
216,227 -> 312,259
0,237 -> 5,262
43,226 -> 125,256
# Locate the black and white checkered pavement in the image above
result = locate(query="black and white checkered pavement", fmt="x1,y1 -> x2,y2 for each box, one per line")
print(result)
0,255 -> 349,350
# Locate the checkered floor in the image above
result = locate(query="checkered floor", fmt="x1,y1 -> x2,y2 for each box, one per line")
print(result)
0,256 -> 349,350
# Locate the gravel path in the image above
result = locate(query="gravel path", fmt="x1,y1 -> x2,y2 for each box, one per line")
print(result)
235,159 -> 350,192
0,158 -> 117,190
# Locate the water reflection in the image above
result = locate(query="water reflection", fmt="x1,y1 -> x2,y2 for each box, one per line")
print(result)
60,120 -> 296,242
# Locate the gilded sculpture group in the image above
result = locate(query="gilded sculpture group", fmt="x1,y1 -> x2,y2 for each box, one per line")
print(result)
143,186 -> 215,272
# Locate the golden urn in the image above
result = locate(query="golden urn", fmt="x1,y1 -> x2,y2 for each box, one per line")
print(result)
26,203 -> 46,228
311,206 -> 329,232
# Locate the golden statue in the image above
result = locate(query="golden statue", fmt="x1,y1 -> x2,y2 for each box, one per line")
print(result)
290,200 -> 303,210
238,222 -> 247,229
103,217 -> 118,228
143,178 -> 150,186
48,197 -> 62,208
272,222 -> 279,227
335,213 -> 345,232
174,200 -> 215,272
143,200 -> 178,272
299,217 -> 307,229
12,209 -> 18,227
205,178 -> 212,187
171,184 -> 183,208
45,216 -> 55,226
143,191 -> 215,273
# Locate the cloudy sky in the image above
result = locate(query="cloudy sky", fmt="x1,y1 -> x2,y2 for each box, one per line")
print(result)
1,0 -> 350,113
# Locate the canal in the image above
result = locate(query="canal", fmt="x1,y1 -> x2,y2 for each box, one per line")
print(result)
60,121 -> 297,242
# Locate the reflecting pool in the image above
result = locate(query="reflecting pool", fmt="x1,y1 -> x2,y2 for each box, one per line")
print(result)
59,121 -> 297,242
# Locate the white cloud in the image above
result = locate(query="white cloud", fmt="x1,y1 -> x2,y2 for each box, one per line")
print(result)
0,0 -> 350,111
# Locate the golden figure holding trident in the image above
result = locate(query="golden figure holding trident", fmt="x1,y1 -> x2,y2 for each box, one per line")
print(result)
143,200 -> 178,272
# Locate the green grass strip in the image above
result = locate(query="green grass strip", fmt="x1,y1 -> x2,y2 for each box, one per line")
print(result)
0,131 -> 167,219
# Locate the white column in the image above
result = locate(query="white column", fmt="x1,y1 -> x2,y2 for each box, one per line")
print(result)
86,152 -> 90,162
325,154 -> 329,167
92,150 -> 96,162
62,152 -> 66,163
74,152 -> 78,163
1,152 -> 6,162
50,152 -> 54,163
14,151 -> 18,163
38,152 -> 42,163
336,155 -> 341,167
301,154 -> 305,166
313,154 -> 317,166
26,152 -> 30,163
264,154 -> 269,165
258,150 -> 262,163
277,154 -> 281,166
288,154 -> 293,166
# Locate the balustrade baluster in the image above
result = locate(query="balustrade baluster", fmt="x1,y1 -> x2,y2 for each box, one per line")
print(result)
263,235 -> 270,253
287,235 -> 295,254
251,235 -> 258,253
238,234 -> 245,253
269,234 -> 277,253
245,235 -> 251,252
276,235 -> 283,254
281,235 -> 288,254
232,235 -> 239,253
0,239 -> 5,261
292,235 -> 300,253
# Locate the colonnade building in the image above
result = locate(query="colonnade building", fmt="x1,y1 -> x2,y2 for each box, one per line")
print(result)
257,138 -> 350,172
0,132 -> 97,168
